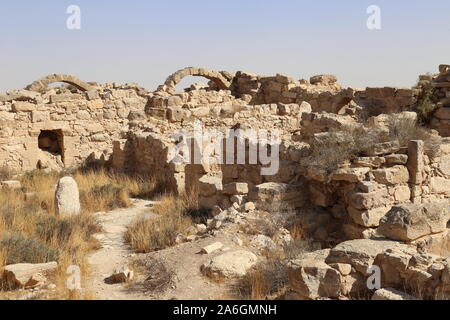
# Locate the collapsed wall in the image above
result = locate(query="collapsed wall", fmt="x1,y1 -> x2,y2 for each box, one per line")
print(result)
0,78 -> 148,171
0,67 -> 448,218
1,67 -> 449,301
419,64 -> 450,136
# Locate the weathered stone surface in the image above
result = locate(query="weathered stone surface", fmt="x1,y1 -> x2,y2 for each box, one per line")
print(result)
198,175 -> 222,197
373,246 -> 417,287
107,265 -> 134,283
348,205 -> 391,227
349,188 -> 388,210
434,107 -> 450,120
429,177 -> 450,195
223,182 -> 249,195
287,249 -> 342,299
167,106 -> 190,122
329,263 -> 352,276
201,250 -> 258,279
250,234 -> 277,250
326,239 -> 403,274
385,154 -> 408,165
55,176 -> 81,217
371,288 -> 414,300
26,74 -> 94,92
342,223 -> 378,240
12,102 -> 36,112
3,262 -> 57,289
378,203 -> 450,241
200,242 -> 224,254
407,140 -> 424,185
372,166 -> 409,185
393,185 -> 411,202
244,202 -> 255,212
364,141 -> 400,156
331,168 -> 370,183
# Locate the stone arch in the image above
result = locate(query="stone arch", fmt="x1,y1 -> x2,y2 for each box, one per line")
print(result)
26,74 -> 94,92
161,67 -> 232,91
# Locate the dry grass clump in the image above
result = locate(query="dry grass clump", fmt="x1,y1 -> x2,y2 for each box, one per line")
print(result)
233,205 -> 315,300
234,260 -> 288,300
125,193 -> 199,253
126,257 -> 175,296
302,125 -> 381,174
387,117 -> 441,158
0,168 -> 158,299
241,201 -> 297,238
0,166 -> 14,181
303,116 -> 441,174
414,80 -> 438,125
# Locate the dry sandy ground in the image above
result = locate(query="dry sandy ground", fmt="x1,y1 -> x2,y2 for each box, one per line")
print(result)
87,199 -> 245,300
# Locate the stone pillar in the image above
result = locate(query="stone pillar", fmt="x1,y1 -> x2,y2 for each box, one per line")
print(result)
407,140 -> 424,203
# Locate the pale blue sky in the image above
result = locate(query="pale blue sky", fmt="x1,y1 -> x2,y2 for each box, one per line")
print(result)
1,0 -> 449,92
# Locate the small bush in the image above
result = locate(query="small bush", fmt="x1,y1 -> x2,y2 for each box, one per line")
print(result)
125,194 -> 196,253
0,233 -> 59,264
388,117 -> 441,158
302,124 -> 383,173
82,184 -> 131,211
303,116 -> 442,174
126,258 -> 175,295
234,260 -> 288,300
0,166 -> 14,181
415,83 -> 437,124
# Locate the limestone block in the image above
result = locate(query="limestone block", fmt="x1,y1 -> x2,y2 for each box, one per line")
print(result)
12,102 -> 36,112
201,250 -> 258,279
287,249 -> 342,299
372,165 -> 409,185
223,182 -> 249,195
372,288 -> 414,300
325,239 -> 403,274
348,205 -> 391,227
378,202 -> 450,241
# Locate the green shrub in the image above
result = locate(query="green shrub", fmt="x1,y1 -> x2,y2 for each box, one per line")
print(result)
35,216 -> 73,243
0,233 -> 59,264
415,81 -> 438,124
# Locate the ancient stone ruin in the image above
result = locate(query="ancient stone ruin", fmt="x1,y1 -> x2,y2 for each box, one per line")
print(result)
0,65 -> 449,300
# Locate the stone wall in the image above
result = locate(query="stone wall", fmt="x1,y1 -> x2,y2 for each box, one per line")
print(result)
0,83 -> 148,171
304,137 -> 450,242
423,64 -> 450,136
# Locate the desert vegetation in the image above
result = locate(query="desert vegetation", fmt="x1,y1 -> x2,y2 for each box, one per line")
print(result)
124,192 -> 201,253
0,168 -> 160,299
302,115 -> 440,174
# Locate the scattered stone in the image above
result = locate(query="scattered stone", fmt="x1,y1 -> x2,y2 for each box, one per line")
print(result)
195,224 -> 207,234
200,242 -> 224,254
329,263 -> 352,276
243,202 -> 256,212
326,239 -> 403,274
371,288 -> 415,300
3,262 -> 57,289
250,234 -> 277,250
378,203 -> 450,241
201,250 -> 258,279
232,236 -> 243,246
107,265 -> 134,284
287,249 -> 341,299
223,182 -> 249,195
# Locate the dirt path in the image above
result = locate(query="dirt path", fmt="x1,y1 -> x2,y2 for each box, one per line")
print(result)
87,199 -> 240,300
88,199 -> 156,300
